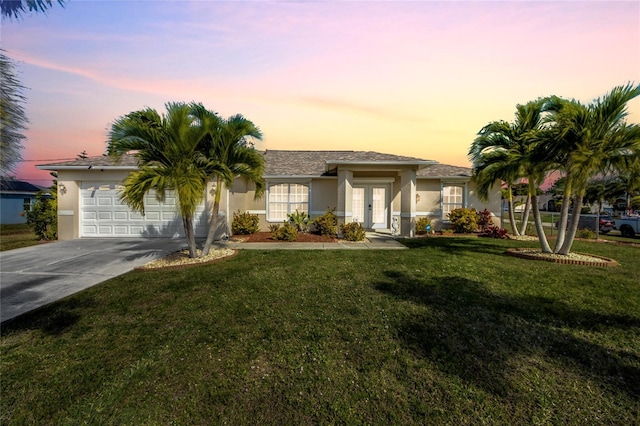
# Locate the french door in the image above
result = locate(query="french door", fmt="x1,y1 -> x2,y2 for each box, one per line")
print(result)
352,185 -> 389,229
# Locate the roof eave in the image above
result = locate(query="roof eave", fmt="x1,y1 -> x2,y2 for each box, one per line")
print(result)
36,165 -> 137,171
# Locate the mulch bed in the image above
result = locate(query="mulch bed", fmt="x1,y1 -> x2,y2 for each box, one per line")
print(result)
233,232 -> 338,243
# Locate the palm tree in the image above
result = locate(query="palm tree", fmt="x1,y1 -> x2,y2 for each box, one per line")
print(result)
470,99 -> 553,252
1,0 -> 65,20
191,104 -> 266,256
0,50 -> 28,174
543,83 -> 640,254
107,103 -> 211,258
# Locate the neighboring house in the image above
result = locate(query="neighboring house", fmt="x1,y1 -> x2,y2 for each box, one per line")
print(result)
37,150 -> 501,240
0,177 -> 44,225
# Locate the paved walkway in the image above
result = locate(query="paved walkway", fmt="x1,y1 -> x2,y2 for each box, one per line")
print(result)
218,232 -> 407,250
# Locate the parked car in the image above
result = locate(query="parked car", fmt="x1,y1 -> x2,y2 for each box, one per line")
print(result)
555,215 -> 614,233
613,216 -> 640,238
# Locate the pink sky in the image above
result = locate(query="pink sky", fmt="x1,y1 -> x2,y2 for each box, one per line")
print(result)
2,1 -> 639,186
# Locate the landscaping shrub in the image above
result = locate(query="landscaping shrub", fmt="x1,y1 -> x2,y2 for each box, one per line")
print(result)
231,211 -> 260,235
478,209 -> 493,230
448,208 -> 479,233
340,222 -> 366,241
270,222 -> 298,241
480,225 -> 509,239
26,190 -> 57,240
311,208 -> 337,236
415,217 -> 432,235
287,210 -> 309,232
577,228 -> 596,239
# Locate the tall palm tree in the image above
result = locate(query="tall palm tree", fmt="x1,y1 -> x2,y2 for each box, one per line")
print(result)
191,104 -> 266,256
107,103 -> 211,258
470,99 -> 553,252
543,83 -> 640,254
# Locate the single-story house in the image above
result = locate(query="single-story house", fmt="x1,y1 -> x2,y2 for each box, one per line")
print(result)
37,150 -> 501,240
0,177 -> 45,225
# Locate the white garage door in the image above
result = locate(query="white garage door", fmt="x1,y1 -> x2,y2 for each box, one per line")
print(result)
81,182 -> 208,237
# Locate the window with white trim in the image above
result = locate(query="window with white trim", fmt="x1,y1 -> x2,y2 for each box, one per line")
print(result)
268,183 -> 309,221
442,185 -> 464,218
23,197 -> 32,212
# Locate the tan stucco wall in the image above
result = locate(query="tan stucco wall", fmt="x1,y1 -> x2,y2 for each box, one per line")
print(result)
311,179 -> 338,217
54,169 -> 501,239
413,178 -> 502,231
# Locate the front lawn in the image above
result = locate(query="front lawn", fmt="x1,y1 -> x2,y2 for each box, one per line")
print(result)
2,238 -> 639,424
0,223 -> 41,251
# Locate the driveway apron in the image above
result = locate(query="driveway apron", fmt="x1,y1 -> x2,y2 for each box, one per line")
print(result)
0,239 -> 185,323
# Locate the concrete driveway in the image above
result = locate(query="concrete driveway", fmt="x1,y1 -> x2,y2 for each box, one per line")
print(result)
0,238 -> 185,323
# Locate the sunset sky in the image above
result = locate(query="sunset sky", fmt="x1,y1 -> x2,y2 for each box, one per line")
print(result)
3,0 -> 639,185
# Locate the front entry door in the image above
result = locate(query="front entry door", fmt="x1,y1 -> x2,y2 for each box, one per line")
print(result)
352,185 -> 389,229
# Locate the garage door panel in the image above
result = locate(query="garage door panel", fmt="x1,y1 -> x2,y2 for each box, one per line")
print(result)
82,225 -> 98,235
114,225 -> 129,234
98,211 -> 112,220
81,181 -> 207,237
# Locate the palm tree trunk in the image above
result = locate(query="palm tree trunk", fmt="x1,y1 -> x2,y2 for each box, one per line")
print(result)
518,194 -> 532,235
554,179 -> 572,252
529,181 -> 552,253
506,186 -> 520,236
182,215 -> 198,258
558,193 -> 584,255
201,178 -> 223,256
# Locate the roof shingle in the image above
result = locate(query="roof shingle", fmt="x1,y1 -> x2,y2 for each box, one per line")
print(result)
38,150 -> 472,178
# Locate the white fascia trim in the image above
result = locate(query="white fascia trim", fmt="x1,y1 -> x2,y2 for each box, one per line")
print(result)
264,175 -> 314,181
0,191 -> 39,195
422,176 -> 470,181
327,160 -> 437,167
36,165 -> 137,171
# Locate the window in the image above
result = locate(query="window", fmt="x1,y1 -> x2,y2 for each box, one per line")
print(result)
23,197 -> 32,212
268,183 -> 309,221
442,185 -> 464,218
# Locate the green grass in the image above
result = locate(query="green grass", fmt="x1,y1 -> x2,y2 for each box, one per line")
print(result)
0,223 -> 41,251
2,238 -> 639,424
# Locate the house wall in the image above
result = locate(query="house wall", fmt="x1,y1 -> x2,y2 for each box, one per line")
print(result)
0,194 -> 35,224
412,179 -> 502,231
56,170 -> 215,240
467,183 -> 502,227
311,178 -> 338,217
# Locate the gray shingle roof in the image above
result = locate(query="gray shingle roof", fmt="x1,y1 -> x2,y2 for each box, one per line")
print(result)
38,151 -> 472,178
417,163 -> 472,178
263,150 -> 435,176
38,155 -> 138,169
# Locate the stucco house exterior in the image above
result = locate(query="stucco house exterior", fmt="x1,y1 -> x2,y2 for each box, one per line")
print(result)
0,177 -> 45,225
38,150 -> 501,240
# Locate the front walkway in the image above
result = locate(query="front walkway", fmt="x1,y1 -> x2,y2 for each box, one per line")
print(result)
216,232 -> 407,250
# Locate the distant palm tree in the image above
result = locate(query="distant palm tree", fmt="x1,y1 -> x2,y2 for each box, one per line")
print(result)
107,103 -> 212,258
543,83 -> 640,254
191,104 -> 265,256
